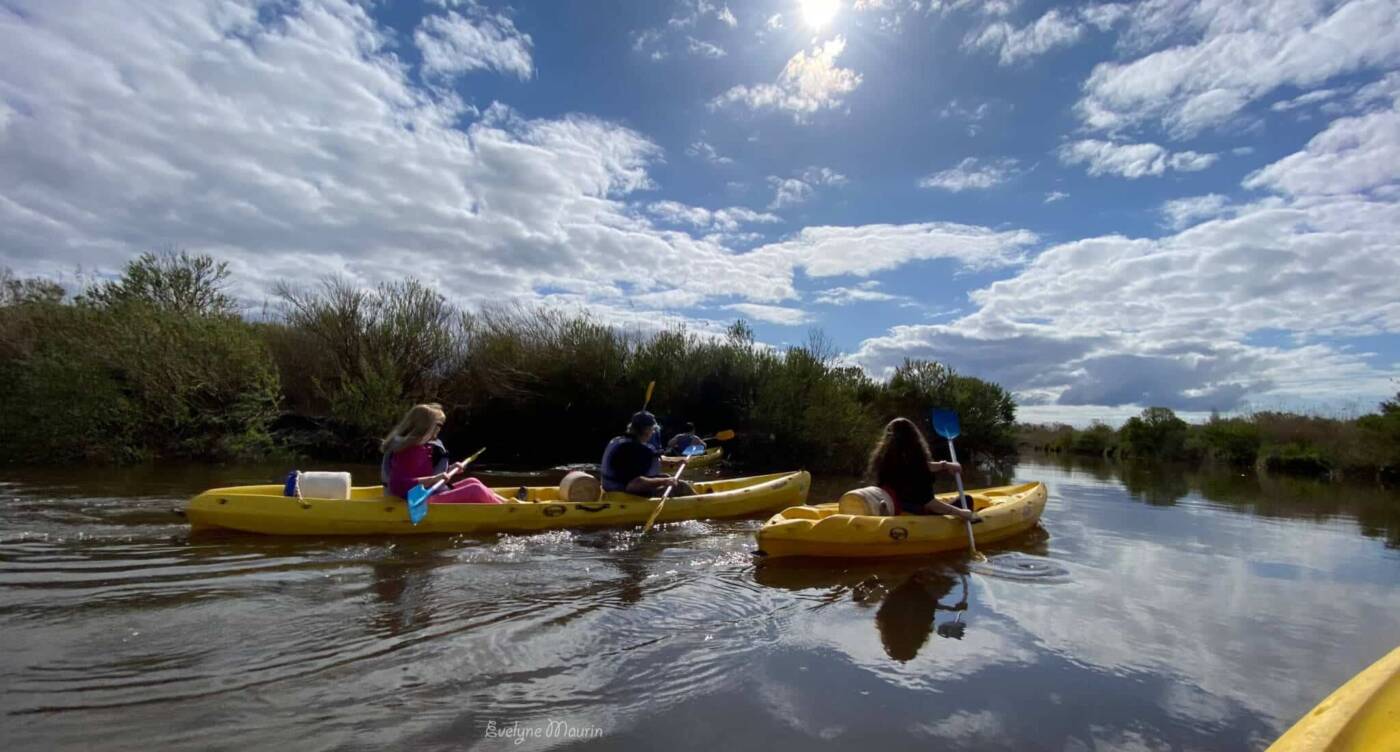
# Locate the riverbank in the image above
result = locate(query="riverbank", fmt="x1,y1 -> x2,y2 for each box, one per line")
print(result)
1019,405 -> 1400,485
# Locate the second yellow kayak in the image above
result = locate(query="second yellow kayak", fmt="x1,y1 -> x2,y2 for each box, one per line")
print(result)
188,471 -> 809,536
755,482 -> 1047,559
660,446 -> 723,468
1267,645 -> 1400,752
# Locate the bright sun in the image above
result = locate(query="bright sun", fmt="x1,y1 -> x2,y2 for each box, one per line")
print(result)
799,0 -> 840,30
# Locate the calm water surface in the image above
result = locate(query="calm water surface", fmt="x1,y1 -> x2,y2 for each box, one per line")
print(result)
2,458 -> 1398,751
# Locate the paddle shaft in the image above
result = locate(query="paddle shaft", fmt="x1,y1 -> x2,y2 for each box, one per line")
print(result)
943,437 -> 981,560
641,454 -> 692,534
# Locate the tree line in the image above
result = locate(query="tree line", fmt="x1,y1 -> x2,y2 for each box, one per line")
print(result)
0,252 -> 1019,473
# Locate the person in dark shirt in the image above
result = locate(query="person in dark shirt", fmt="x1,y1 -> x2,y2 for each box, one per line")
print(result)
867,417 -> 979,519
601,411 -> 696,496
664,422 -> 705,456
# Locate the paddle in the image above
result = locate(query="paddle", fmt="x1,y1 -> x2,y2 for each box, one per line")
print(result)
640,443 -> 704,535
642,380 -> 655,411
932,410 -> 985,563
407,446 -> 486,525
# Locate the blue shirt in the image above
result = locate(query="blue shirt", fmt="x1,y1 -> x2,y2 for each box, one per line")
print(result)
601,436 -> 660,492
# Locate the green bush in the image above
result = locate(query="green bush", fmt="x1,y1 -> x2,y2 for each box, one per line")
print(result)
1071,421 -> 1118,456
1120,407 -> 1192,460
1195,416 -> 1261,466
0,256 -> 279,463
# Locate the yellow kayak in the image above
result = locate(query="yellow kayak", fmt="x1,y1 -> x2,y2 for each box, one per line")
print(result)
755,482 -> 1047,559
1267,645 -> 1400,752
660,446 -> 722,468
187,471 -> 809,536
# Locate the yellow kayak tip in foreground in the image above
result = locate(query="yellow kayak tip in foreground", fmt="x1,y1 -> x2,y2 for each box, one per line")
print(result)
755,481 -> 1047,559
1267,645 -> 1400,752
187,470 -> 809,536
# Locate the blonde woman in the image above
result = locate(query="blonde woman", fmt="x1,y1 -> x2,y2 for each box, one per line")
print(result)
381,404 -> 502,504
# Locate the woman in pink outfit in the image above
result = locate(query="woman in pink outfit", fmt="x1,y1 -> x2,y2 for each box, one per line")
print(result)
381,403 -> 504,504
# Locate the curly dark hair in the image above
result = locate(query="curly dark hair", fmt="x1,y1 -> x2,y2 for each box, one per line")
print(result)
866,417 -> 935,504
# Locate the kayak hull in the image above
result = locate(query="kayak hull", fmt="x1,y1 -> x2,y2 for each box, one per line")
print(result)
187,471 -> 809,536
660,447 -> 722,468
1267,645 -> 1400,752
755,482 -> 1047,559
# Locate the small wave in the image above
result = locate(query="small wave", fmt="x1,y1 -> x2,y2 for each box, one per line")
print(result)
969,553 -> 1071,583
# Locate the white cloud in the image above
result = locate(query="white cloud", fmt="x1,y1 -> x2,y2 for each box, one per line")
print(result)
748,223 -> 1036,278
645,201 -> 779,231
1044,191 -> 1069,203
685,140 -> 733,165
0,0 -> 874,315
963,8 -> 1084,65
939,98 -> 999,136
635,1 -> 738,60
686,36 -> 727,59
724,303 -> 812,325
919,157 -> 1019,191
1243,106 -> 1400,196
767,177 -> 814,210
1167,150 -> 1219,172
415,7 -> 533,80
1059,140 -> 1218,179
799,166 -> 848,186
1160,193 -> 1230,229
710,36 -> 862,120
1077,0 -> 1400,137
1080,3 -> 1130,31
764,167 -> 849,210
1351,72 -> 1400,110
856,93 -> 1400,414
765,13 -> 784,30
813,280 -> 906,306
1271,87 -> 1346,112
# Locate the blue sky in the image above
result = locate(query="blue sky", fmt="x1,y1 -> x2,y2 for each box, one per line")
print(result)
2,0 -> 1398,425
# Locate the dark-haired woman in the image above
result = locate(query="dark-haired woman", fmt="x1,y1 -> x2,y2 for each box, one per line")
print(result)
867,417 -> 979,520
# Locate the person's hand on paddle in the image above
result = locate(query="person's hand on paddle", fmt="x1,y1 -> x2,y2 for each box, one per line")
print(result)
952,507 -> 979,523
930,460 -> 961,474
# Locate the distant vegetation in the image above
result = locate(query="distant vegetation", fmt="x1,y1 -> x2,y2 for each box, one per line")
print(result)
0,253 -> 1018,473
1019,402 -> 1400,483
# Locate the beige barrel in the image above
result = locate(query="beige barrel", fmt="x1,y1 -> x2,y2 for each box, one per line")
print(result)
559,471 -> 603,502
295,471 -> 352,500
837,486 -> 894,516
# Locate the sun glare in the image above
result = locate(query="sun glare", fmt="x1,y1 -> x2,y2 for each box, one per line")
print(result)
800,0 -> 839,30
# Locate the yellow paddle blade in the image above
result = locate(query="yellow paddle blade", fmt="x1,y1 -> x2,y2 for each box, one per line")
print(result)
712,429 -> 736,441
643,380 -> 655,409
462,447 -> 486,465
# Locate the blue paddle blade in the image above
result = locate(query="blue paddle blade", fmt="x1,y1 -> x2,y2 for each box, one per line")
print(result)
407,485 -> 429,525
932,409 -> 961,439
682,444 -> 705,457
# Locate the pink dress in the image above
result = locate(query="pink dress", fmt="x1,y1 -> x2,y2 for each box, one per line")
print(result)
387,445 -> 502,504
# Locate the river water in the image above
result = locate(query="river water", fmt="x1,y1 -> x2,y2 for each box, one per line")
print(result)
2,458 -> 1397,751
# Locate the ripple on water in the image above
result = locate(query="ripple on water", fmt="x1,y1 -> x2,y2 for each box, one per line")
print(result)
969,553 -> 1072,583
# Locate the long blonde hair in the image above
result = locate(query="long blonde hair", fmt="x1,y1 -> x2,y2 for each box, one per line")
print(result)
381,403 -> 446,452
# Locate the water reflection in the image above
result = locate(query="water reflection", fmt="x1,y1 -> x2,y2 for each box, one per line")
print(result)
754,561 -> 973,663
367,547 -> 442,637
876,570 -> 968,661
